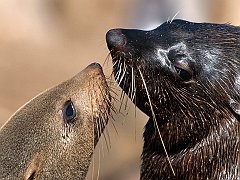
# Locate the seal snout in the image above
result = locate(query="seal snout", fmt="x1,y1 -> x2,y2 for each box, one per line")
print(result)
106,29 -> 127,52
87,62 -> 102,69
85,62 -> 104,75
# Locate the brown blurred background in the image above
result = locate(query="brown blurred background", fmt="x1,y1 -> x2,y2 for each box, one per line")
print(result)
0,0 -> 239,179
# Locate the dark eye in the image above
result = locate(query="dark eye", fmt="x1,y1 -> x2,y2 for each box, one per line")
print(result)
63,100 -> 76,122
174,66 -> 193,82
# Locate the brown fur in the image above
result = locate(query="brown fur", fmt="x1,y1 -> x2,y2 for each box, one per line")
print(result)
0,63 -> 111,180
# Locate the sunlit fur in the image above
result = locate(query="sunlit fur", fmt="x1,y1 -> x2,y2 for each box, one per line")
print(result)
107,20 -> 240,179
0,63 -> 113,180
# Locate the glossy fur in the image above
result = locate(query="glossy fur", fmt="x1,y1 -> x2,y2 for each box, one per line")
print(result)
106,19 -> 240,179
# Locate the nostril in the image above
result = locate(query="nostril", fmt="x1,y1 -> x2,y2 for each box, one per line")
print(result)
106,29 -> 126,51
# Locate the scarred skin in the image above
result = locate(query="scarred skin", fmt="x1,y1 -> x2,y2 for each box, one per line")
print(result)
106,19 -> 240,179
0,63 -> 111,180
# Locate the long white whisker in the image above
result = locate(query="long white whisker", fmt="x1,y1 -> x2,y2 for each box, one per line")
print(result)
138,68 -> 175,176
97,148 -> 101,180
114,60 -> 123,84
170,10 -> 181,23
118,61 -> 127,85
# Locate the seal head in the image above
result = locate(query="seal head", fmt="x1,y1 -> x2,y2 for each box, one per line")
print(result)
0,63 -> 111,180
106,20 -> 240,179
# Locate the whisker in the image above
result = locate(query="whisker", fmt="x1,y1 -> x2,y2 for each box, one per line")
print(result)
97,148 -> 101,180
119,89 -> 126,112
138,68 -> 175,176
109,117 -> 119,135
90,87 -> 96,180
101,113 -> 111,149
102,131 -> 110,152
118,60 -> 127,85
170,10 -> 181,23
103,53 -> 111,67
115,60 -> 123,84
91,147 -> 95,180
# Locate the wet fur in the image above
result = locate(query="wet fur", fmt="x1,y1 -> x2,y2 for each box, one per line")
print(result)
107,20 -> 240,179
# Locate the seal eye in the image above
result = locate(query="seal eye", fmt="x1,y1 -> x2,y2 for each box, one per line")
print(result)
174,66 -> 192,82
63,100 -> 76,122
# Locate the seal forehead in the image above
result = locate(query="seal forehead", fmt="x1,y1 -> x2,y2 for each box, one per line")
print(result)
168,42 -> 187,51
200,48 -> 224,76
234,74 -> 240,89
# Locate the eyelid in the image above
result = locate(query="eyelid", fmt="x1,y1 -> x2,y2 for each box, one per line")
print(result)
167,51 -> 186,62
174,60 -> 189,69
175,53 -> 186,59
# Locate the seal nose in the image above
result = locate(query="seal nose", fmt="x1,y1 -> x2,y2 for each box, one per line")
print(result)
77,62 -> 104,79
87,62 -> 102,69
106,29 -> 127,51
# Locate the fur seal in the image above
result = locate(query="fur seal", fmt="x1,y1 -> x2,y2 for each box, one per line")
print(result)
106,19 -> 240,179
0,63 -> 111,180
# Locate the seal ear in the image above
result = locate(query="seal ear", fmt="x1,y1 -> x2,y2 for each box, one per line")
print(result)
23,153 -> 42,180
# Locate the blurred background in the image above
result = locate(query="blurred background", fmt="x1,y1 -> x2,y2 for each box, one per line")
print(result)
0,0 -> 239,179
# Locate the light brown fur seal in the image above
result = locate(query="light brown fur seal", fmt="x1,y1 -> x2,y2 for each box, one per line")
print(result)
0,63 -> 111,180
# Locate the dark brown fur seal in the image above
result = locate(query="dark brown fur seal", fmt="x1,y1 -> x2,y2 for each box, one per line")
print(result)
0,63 -> 111,180
106,19 -> 240,179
